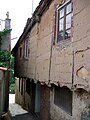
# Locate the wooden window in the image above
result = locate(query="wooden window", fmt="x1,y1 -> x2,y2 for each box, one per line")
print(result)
19,47 -> 23,58
57,0 -> 72,43
25,39 -> 28,59
54,86 -> 72,115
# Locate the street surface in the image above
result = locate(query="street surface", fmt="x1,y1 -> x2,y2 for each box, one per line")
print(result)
9,94 -> 39,120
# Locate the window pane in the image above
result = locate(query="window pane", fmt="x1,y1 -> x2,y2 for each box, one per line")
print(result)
59,8 -> 64,18
20,47 -> 22,58
66,13 -> 71,29
65,29 -> 70,40
25,40 -> 28,58
59,18 -> 64,31
26,45 -> 28,57
66,3 -> 71,14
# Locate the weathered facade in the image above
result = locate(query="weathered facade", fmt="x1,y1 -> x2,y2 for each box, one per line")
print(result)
13,0 -> 90,120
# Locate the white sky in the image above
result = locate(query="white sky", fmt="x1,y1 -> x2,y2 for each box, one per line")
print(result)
0,0 -> 40,49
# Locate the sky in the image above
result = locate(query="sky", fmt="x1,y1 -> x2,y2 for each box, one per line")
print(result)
0,0 -> 40,49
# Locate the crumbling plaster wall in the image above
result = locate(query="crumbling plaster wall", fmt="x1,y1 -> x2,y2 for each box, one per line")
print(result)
35,2 -> 54,82
26,24 -> 38,79
50,0 -> 90,89
50,0 -> 73,87
73,0 -> 90,89
50,45 -> 73,86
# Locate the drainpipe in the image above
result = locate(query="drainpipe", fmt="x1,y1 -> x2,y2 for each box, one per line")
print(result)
48,23 -> 53,83
72,50 -> 74,85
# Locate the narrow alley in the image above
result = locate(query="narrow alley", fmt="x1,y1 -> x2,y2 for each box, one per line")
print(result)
9,94 -> 39,120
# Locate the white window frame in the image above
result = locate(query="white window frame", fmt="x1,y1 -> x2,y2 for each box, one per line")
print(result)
24,39 -> 29,59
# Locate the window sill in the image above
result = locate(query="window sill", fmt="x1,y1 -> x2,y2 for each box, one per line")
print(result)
24,57 -> 29,60
19,58 -> 23,60
55,39 -> 71,50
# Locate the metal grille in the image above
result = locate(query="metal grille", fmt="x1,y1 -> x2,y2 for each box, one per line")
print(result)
54,86 -> 72,115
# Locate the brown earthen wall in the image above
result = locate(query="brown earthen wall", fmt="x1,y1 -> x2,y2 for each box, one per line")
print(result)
40,85 -> 50,120
73,0 -> 90,90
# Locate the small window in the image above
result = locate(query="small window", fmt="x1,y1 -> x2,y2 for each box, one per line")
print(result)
20,47 -> 23,58
54,86 -> 72,115
57,0 -> 72,43
25,39 -> 28,59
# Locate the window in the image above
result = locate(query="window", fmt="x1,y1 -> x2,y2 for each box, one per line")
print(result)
25,39 -> 28,59
57,0 -> 72,43
20,47 -> 23,58
54,86 -> 72,115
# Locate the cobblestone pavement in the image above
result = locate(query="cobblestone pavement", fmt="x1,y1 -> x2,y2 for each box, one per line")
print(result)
9,94 -> 39,120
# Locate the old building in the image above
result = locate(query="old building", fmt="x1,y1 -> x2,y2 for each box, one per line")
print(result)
12,0 -> 90,120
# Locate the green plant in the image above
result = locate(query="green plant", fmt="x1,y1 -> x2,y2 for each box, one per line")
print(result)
10,55 -> 15,93
0,50 -> 11,68
10,55 -> 15,84
9,83 -> 15,94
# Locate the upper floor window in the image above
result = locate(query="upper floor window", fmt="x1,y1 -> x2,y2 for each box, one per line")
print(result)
25,39 -> 28,59
19,47 -> 23,58
57,0 -> 72,43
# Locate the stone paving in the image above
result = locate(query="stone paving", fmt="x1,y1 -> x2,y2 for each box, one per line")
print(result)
9,94 -> 39,120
